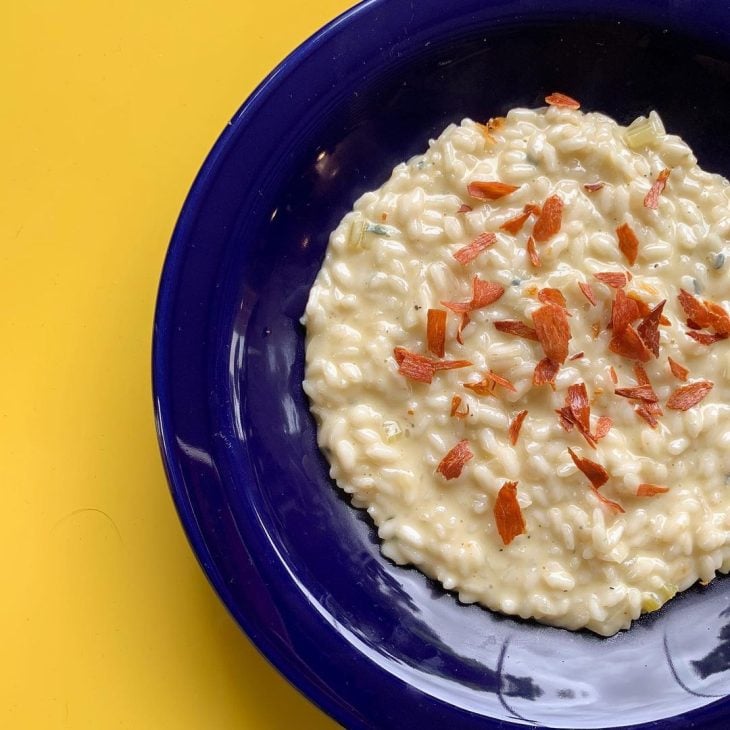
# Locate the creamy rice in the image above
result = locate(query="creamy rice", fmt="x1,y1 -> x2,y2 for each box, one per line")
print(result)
302,101 -> 730,635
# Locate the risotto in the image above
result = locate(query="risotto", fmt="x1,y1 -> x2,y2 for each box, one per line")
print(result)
302,93 -> 730,635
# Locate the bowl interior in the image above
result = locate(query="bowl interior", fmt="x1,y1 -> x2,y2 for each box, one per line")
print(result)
156,2 -> 730,727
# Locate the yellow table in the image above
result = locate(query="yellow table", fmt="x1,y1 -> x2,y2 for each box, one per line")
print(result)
1,2 -> 352,727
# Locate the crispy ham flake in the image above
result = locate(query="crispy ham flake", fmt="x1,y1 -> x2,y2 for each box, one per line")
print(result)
594,416 -> 613,439
633,363 -> 651,387
705,300 -> 730,334
567,383 -> 591,432
464,370 -> 517,395
533,357 -> 560,387
590,488 -> 625,514
394,348 -> 472,383
579,282 -> 597,306
627,292 -> 652,317
500,203 -> 540,235
453,232 -> 497,265
434,359 -> 474,371
538,288 -> 568,308
609,324 -> 652,362
397,351 -> 435,383
532,303 -> 571,363
508,410 -> 528,445
676,290 -> 730,340
483,370 -> 517,392
471,278 -> 506,308
545,92 -> 580,109
612,288 -> 641,335
558,382 -> 607,448
501,209 -> 532,235
637,483 -> 670,496
686,330 -> 729,345
494,481 -> 526,545
442,276 -> 505,314
532,194 -> 563,242
467,181 -> 520,200
436,439 -> 474,479
643,168 -> 671,210
678,289 -> 714,328
556,406 -> 575,432
678,289 -> 715,328
666,380 -> 714,410
636,300 -> 665,358
427,308 -> 447,358
614,385 -> 659,402
568,449 -> 624,513
463,380 -> 496,396
635,404 -> 660,428
494,320 -> 539,341
456,312 -> 470,345
633,294 -> 669,325
450,395 -> 469,419
568,448 -> 610,488
594,271 -> 629,288
616,222 -> 640,266
625,364 -> 663,426
668,357 -> 689,381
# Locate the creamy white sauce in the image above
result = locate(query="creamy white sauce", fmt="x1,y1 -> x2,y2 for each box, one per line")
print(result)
302,105 -> 730,635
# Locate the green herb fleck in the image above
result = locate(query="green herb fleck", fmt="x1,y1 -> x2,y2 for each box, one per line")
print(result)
365,223 -> 394,236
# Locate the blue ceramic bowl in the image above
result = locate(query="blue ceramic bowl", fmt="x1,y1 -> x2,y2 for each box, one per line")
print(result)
153,1 -> 730,726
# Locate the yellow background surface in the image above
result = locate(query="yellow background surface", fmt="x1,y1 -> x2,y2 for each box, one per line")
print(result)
1,1 -> 354,727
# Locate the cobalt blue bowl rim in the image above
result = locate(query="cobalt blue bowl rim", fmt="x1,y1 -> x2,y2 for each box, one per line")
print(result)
152,4 -> 381,726
152,0 -> 730,727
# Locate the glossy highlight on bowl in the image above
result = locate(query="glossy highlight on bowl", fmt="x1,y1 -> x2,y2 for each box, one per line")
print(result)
153,1 -> 730,727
